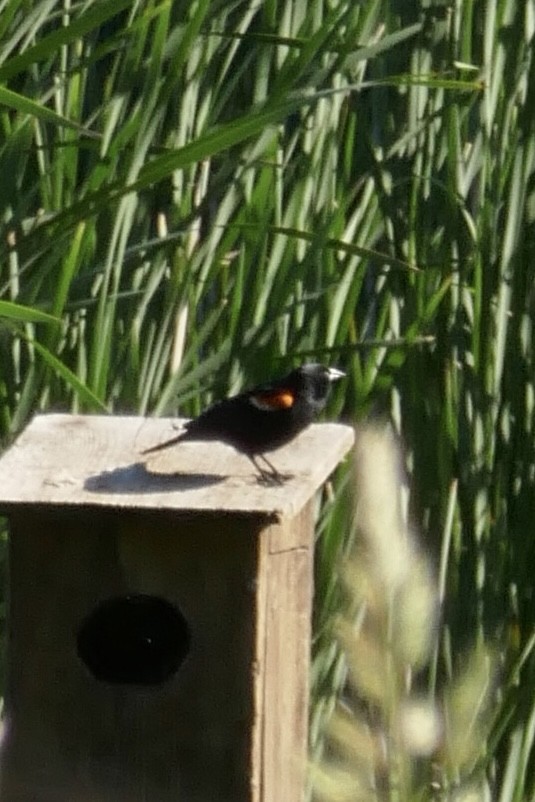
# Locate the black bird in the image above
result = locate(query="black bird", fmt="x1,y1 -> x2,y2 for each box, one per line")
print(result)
142,363 -> 345,482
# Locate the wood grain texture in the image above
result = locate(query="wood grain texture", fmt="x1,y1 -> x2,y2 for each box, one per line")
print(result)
1,511 -> 259,801
0,507 -> 315,802
0,414 -> 354,517
260,504 -> 314,802
0,415 -> 347,801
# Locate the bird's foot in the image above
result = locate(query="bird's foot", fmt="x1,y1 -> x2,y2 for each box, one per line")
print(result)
255,470 -> 285,487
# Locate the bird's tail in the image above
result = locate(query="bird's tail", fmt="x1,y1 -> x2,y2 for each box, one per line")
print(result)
141,430 -> 187,456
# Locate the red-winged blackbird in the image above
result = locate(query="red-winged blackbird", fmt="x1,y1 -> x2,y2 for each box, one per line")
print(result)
142,363 -> 345,482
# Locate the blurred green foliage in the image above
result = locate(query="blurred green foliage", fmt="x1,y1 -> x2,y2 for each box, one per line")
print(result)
0,0 -> 534,795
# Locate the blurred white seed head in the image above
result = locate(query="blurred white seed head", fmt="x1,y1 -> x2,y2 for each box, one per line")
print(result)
353,423 -> 415,592
447,781 -> 493,802
443,646 -> 497,770
391,556 -> 438,668
397,697 -> 443,756
311,423 -> 497,802
352,422 -> 438,666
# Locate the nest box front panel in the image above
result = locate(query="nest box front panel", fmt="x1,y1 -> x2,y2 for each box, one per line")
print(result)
1,508 -> 263,802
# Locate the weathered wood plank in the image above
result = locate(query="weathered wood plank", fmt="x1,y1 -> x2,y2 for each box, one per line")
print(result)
0,414 -> 354,517
0,415 -> 353,801
260,504 -> 314,802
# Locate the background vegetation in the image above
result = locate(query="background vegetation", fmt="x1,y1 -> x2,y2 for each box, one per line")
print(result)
0,0 -> 534,798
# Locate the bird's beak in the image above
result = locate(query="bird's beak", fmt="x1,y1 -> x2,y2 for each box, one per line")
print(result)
327,367 -> 345,381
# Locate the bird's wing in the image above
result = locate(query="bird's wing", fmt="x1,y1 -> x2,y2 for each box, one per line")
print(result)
248,387 -> 296,411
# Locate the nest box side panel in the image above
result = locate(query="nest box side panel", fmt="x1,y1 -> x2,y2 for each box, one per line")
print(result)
0,508 -> 265,802
255,501 -> 315,802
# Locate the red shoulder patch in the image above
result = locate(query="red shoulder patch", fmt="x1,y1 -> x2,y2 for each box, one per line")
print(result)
250,389 -> 295,411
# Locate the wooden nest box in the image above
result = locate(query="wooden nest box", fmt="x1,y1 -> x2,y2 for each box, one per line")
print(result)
0,414 -> 354,802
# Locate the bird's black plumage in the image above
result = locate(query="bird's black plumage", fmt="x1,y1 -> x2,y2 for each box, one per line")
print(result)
142,363 -> 344,481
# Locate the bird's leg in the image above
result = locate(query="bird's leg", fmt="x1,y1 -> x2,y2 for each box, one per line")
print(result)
258,454 -> 283,481
249,455 -> 277,484
249,454 -> 287,485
